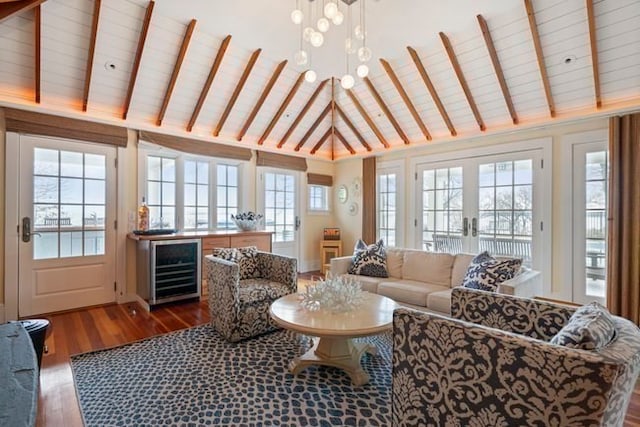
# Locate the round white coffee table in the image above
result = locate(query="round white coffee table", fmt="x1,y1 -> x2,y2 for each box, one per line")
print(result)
269,292 -> 398,386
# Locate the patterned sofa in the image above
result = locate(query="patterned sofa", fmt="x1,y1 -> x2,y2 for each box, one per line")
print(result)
330,248 -> 541,315
392,287 -> 640,426
206,251 -> 297,342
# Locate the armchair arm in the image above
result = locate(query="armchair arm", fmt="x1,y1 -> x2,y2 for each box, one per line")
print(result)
451,287 -> 574,340
256,252 -> 298,294
392,308 -> 621,427
497,267 -> 542,297
329,255 -> 352,276
206,255 -> 240,326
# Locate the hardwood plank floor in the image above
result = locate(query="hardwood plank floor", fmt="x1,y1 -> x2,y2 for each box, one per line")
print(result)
34,291 -> 640,426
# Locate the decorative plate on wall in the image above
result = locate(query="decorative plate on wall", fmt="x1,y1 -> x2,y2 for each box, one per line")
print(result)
351,177 -> 362,197
348,202 -> 359,216
338,184 -> 349,204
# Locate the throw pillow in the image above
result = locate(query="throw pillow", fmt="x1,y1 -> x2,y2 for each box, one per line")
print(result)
212,246 -> 260,280
550,302 -> 616,350
347,239 -> 389,278
462,251 -> 522,292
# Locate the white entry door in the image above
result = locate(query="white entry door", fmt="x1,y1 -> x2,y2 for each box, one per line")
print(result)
17,135 -> 117,316
257,168 -> 300,259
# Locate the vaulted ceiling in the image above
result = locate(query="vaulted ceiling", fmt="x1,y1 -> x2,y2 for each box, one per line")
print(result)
1,0 -> 639,160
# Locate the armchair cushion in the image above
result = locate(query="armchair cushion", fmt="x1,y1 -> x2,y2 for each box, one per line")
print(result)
550,302 -> 616,350
212,246 -> 260,279
347,239 -> 388,278
462,251 -> 522,292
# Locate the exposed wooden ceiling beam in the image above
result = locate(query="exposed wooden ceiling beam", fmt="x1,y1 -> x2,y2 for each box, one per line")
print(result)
213,48 -> 261,136
363,77 -> 410,145
236,59 -> 287,141
295,102 -> 331,152
0,0 -> 45,23
586,0 -> 601,109
334,129 -> 356,155
277,79 -> 329,148
477,15 -> 518,125
439,32 -> 486,131
524,0 -> 555,117
379,58 -> 431,141
187,34 -> 231,132
156,19 -> 197,126
123,0 -> 154,120
258,72 -> 306,146
82,0 -> 101,112
407,46 -> 456,137
345,89 -> 389,148
34,5 -> 40,103
310,128 -> 332,155
335,103 -> 371,151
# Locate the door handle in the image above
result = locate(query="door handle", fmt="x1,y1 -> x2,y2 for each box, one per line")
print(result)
471,217 -> 478,237
22,217 -> 41,242
463,217 -> 469,236
295,216 -> 301,231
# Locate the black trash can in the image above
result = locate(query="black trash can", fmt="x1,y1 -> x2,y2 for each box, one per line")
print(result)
13,319 -> 50,369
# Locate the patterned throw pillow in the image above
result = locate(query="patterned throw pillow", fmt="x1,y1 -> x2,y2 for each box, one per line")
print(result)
462,251 -> 522,292
212,246 -> 260,280
550,302 -> 616,350
347,239 -> 389,278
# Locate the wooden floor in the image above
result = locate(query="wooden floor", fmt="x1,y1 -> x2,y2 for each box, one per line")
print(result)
34,287 -> 640,426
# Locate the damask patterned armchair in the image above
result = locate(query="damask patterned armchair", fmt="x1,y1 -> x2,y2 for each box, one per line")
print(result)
206,251 -> 297,343
392,287 -> 640,427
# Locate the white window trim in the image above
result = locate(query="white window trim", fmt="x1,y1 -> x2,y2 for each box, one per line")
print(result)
377,159 -> 405,247
307,184 -> 331,215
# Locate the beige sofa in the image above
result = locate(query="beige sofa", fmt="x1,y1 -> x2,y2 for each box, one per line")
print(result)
330,248 -> 541,315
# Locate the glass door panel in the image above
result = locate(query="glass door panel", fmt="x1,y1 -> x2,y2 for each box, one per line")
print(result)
421,166 -> 464,253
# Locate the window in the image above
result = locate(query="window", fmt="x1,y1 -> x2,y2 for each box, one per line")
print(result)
147,156 -> 176,229
184,160 -> 209,229
378,173 -> 397,246
264,171 -> 296,242
308,184 -> 329,212
217,164 -> 239,229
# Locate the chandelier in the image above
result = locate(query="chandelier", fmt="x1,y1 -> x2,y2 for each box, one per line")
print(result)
290,0 -> 372,89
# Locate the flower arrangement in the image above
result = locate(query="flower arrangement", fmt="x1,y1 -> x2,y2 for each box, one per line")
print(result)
231,211 -> 263,231
298,274 -> 364,313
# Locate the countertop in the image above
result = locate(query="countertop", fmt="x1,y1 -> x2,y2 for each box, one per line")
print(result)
127,229 -> 273,241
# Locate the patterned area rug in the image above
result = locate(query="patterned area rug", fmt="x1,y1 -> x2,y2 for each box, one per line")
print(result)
71,325 -> 392,426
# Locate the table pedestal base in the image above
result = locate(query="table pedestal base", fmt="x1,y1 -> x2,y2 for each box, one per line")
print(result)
289,337 -> 377,386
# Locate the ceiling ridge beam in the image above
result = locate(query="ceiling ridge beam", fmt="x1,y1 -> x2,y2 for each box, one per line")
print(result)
345,89 -> 389,148
295,102 -> 331,152
277,79 -> 329,148
524,0 -> 555,117
123,0 -> 154,120
0,0 -> 46,23
364,76 -> 410,145
334,129 -> 356,155
236,59 -> 288,141
34,5 -> 41,103
156,18 -> 197,127
213,48 -> 261,136
586,0 -> 601,109
407,46 -> 456,137
187,34 -> 231,132
477,15 -> 518,125
335,103 -> 371,151
439,31 -> 486,131
82,0 -> 101,112
310,128 -> 332,155
379,58 -> 432,141
258,72 -> 306,146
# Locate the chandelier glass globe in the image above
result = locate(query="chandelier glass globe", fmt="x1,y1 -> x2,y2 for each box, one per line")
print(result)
356,64 -> 369,78
317,17 -> 330,33
332,11 -> 344,26
303,26 -> 314,42
357,47 -> 372,62
304,69 -> 317,83
354,25 -> 365,40
324,2 -> 338,19
294,50 -> 308,66
341,74 -> 355,89
291,9 -> 304,25
310,31 -> 324,47
344,38 -> 356,54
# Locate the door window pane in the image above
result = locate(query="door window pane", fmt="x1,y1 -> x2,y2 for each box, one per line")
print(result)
422,167 -> 463,253
378,173 -> 396,246
264,172 -> 295,242
585,151 -> 608,299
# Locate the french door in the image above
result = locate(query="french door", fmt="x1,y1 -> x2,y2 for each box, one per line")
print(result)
416,149 -> 544,272
257,168 -> 300,259
16,135 -> 117,316
572,142 -> 608,305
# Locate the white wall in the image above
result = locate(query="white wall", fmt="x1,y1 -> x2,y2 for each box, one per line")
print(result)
333,158 -> 363,254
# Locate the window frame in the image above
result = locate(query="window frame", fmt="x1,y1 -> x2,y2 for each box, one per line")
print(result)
307,184 -> 330,214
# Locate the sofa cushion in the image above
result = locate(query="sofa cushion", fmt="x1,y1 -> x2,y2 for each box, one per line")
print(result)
378,280 -> 449,307
348,239 -> 388,278
550,302 -> 616,350
462,252 -> 522,292
212,246 -> 260,280
427,289 -> 453,314
402,251 -> 454,286
386,249 -> 404,278
451,254 -> 475,288
341,274 -> 385,293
